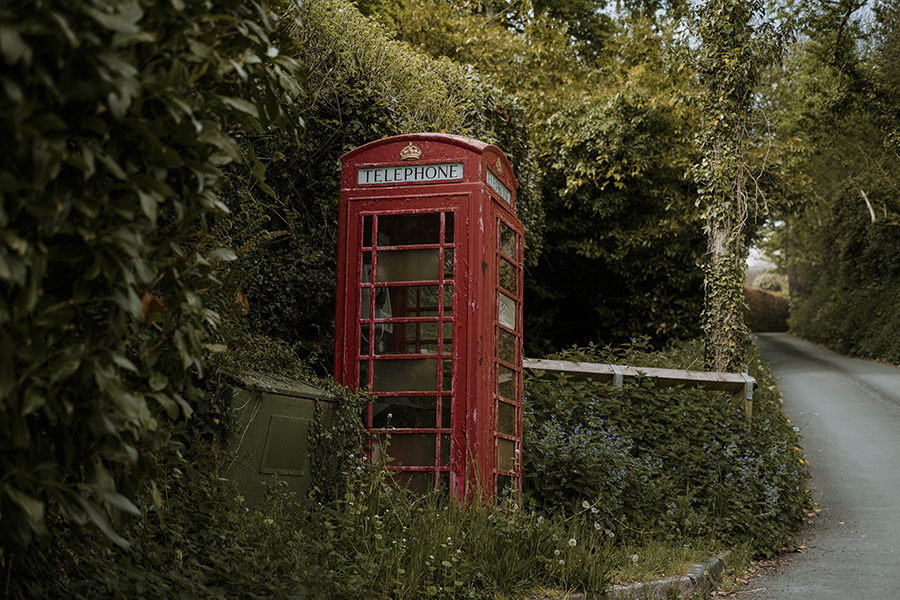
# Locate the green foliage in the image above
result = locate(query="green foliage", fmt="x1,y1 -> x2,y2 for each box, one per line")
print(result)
523,340 -> 811,553
10,441 -> 613,599
752,272 -> 784,293
526,74 -> 706,353
787,181 -> 900,362
744,287 -> 789,333
0,0 -> 305,552
371,1 -> 712,352
686,0 -> 792,371
202,0 -> 544,373
769,2 -> 900,364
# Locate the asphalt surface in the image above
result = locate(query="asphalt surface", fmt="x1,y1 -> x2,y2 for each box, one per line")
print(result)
738,333 -> 900,599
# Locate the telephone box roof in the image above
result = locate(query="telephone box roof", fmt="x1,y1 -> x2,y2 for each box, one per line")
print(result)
340,133 -> 517,187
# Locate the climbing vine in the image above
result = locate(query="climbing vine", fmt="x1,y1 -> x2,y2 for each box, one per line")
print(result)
687,0 -> 791,371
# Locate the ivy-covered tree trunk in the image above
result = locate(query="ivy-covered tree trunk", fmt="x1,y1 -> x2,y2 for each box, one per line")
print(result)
690,0 -> 787,372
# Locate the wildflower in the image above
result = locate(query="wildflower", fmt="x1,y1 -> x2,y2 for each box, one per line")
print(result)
594,521 -> 601,530
591,506 -> 599,514
582,500 -> 591,509
631,554 -> 639,564
554,549 -> 560,556
559,559 -> 565,565
568,538 -> 577,547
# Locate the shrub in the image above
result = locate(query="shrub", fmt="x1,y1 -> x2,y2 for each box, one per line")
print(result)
523,339 -> 811,553
753,271 -> 785,292
0,0 -> 304,552
744,287 -> 789,332
10,444 -> 613,599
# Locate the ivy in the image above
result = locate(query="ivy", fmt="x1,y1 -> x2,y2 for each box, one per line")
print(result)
685,0 -> 792,371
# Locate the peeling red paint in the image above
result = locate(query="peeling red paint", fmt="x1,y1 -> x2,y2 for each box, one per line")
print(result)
336,134 -> 523,502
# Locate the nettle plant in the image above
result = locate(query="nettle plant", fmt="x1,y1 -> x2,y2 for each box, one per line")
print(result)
522,340 -> 811,551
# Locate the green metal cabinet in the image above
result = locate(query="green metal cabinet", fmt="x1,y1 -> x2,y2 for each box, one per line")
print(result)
223,372 -> 337,507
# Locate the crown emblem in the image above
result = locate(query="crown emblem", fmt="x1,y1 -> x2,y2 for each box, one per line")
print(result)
400,143 -> 422,161
496,158 -> 503,176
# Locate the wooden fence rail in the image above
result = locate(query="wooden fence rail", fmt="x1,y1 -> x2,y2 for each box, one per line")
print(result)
523,358 -> 756,420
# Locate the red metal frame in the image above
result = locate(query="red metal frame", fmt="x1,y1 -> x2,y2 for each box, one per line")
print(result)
336,134 -> 523,500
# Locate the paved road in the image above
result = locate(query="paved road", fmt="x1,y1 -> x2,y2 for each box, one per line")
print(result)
740,333 -> 900,599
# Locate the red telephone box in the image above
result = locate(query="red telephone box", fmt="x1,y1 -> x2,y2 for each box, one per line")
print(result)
335,133 -> 523,500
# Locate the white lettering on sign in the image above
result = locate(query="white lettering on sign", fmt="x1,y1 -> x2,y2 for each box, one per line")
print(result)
486,169 -> 512,205
358,163 -> 464,185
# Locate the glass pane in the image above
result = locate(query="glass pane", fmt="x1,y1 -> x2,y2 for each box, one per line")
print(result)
500,222 -> 516,258
419,321 -> 439,340
498,328 -> 516,364
497,474 -> 513,497
441,434 -> 450,466
444,212 -> 454,244
407,342 -> 439,354
443,285 -> 453,316
361,286 -> 392,323
498,293 -> 516,330
440,395 -> 451,428
498,364 -> 514,400
378,213 -> 441,246
498,438 -> 516,472
443,321 -> 452,353
378,322 -> 439,355
382,285 -> 440,318
372,397 -> 437,429
359,361 -> 369,389
444,249 -> 454,279
390,471 -> 434,494
386,433 -> 436,466
363,216 -> 372,247
373,322 -> 408,355
499,258 -> 516,294
442,359 -> 452,391
373,359 -> 438,392
498,401 -> 515,436
377,249 -> 440,282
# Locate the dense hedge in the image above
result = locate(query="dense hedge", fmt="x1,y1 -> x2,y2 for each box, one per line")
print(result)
788,182 -> 900,365
10,340 -> 806,598
207,0 -> 542,372
523,340 -> 811,552
744,287 -> 789,332
3,0 -> 810,595
0,0 -> 304,552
